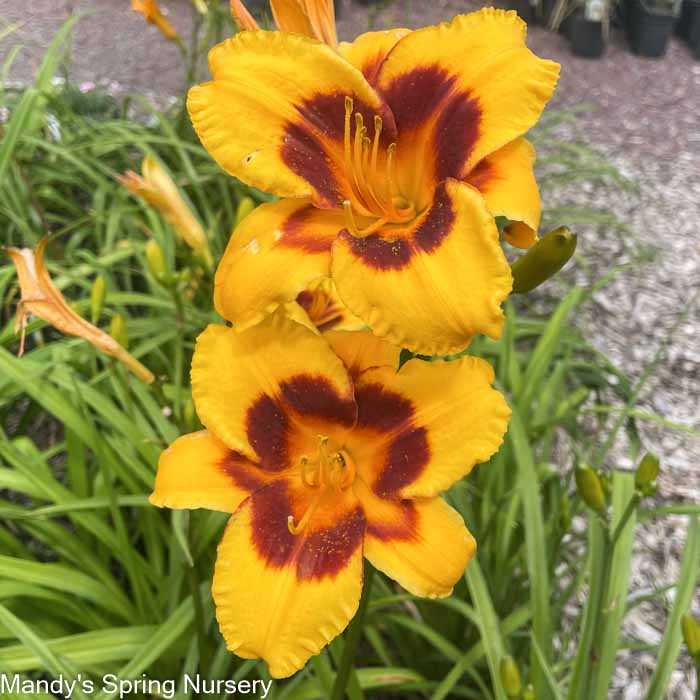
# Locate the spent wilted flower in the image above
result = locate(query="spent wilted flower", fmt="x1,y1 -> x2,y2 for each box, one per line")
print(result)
189,9 -> 559,354
4,239 -> 154,383
150,311 -> 510,677
230,0 -> 337,46
131,0 -> 180,42
119,155 -> 212,267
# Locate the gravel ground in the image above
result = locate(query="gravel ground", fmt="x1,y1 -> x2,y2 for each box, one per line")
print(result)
2,0 -> 699,696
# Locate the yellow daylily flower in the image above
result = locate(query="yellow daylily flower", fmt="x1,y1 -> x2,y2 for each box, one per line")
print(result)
4,239 -> 154,384
150,312 -> 510,677
230,0 -> 337,46
188,8 -> 560,355
119,155 -> 212,267
131,0 -> 180,42
292,277 -> 365,332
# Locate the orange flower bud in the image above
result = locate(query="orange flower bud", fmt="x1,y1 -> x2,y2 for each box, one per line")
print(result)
131,0 -> 180,42
119,156 -> 212,267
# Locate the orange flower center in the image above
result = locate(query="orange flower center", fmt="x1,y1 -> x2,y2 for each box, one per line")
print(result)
342,97 -> 416,236
287,436 -> 356,535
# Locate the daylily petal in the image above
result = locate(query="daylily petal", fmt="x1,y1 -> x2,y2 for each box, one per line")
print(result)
376,8 -> 559,189
214,199 -> 344,329
230,0 -> 260,30
324,330 -> 400,380
150,430 -> 273,512
188,30 -> 394,207
191,314 -> 356,464
354,480 -> 475,598
466,138 -> 540,249
300,0 -> 338,47
294,277 -> 366,333
214,480 -> 365,677
338,28 -> 410,85
270,0 -> 316,36
331,178 -> 512,356
271,0 -> 338,46
345,355 -> 510,499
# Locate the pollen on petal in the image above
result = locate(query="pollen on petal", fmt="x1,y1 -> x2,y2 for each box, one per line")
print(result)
280,374 -> 357,427
374,426 -> 430,498
296,507 -> 366,581
355,382 -> 413,432
335,230 -> 413,271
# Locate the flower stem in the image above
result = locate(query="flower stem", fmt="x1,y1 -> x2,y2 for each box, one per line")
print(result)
609,493 -> 640,548
329,563 -> 375,700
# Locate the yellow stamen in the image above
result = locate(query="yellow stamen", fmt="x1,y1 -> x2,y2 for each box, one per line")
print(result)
386,143 -> 398,199
371,115 -> 383,182
288,490 -> 323,535
288,439 -> 355,536
342,201 -> 388,238
343,96 -> 354,181
341,97 -> 417,230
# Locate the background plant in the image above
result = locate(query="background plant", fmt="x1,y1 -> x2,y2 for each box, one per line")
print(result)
0,16 -> 698,700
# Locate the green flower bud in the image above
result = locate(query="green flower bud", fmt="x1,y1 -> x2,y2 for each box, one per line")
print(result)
681,613 -> 700,660
635,453 -> 660,496
575,465 -> 606,513
183,398 -> 197,431
235,196 -> 256,226
511,226 -> 577,294
522,685 -> 535,700
145,239 -> 167,282
90,275 -> 106,323
109,313 -> 128,349
499,655 -> 522,697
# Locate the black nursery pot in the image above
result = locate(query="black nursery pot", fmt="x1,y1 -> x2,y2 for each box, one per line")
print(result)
627,0 -> 676,56
568,12 -> 606,56
539,0 -> 557,25
690,7 -> 700,55
676,0 -> 700,38
677,0 -> 700,56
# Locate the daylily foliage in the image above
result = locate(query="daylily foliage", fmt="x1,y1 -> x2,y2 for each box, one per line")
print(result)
151,312 -> 510,677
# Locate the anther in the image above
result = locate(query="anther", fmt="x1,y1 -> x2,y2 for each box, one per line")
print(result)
343,200 -> 360,236
371,115 -> 383,179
